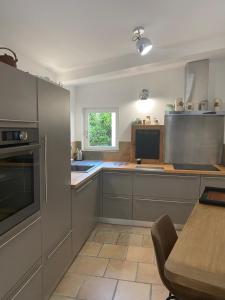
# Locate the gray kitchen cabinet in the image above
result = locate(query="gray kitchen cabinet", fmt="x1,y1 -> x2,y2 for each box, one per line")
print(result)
133,197 -> 194,224
38,79 -> 72,298
72,174 -> 99,256
0,62 -> 37,121
0,218 -> 42,298
200,176 -> 225,195
103,171 -> 133,196
133,172 -> 200,201
103,194 -> 132,219
5,267 -> 42,300
43,232 -> 72,300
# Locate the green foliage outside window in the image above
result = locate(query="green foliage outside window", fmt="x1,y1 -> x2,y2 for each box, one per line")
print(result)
88,112 -> 112,146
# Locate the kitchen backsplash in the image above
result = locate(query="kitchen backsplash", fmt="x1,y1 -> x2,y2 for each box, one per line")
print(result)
71,141 -> 131,161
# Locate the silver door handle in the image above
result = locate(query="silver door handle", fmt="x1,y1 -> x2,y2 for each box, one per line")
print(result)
44,134 -> 48,205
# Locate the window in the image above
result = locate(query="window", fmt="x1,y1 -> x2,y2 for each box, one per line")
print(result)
83,108 -> 118,150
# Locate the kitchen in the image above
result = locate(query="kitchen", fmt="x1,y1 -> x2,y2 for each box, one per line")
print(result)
0,1 -> 225,300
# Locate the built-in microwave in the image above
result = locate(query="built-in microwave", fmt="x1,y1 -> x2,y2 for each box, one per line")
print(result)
0,127 -> 40,236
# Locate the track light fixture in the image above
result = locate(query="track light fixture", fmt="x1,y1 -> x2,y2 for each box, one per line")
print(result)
132,27 -> 152,56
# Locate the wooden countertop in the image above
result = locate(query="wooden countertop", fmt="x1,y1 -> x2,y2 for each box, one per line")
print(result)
71,162 -> 225,189
165,203 -> 225,299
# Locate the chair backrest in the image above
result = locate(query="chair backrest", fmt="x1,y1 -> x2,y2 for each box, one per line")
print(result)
151,215 -> 178,290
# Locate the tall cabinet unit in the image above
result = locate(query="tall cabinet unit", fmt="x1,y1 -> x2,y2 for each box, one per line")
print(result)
38,79 -> 72,299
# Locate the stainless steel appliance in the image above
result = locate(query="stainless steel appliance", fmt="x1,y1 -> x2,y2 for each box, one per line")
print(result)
0,127 -> 40,235
164,112 -> 224,165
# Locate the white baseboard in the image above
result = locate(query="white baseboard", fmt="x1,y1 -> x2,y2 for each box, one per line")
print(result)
98,217 -> 183,230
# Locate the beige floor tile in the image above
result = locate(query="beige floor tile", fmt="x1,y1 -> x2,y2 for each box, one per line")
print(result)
130,226 -> 151,235
151,284 -> 169,300
105,259 -> 137,281
142,235 -> 153,248
114,280 -> 151,300
54,273 -> 86,298
117,233 -> 143,246
98,244 -> 127,259
127,246 -> 154,263
79,242 -> 102,257
94,230 -> 119,244
50,295 -> 74,300
68,256 -> 109,276
77,276 -> 117,300
136,263 -> 161,284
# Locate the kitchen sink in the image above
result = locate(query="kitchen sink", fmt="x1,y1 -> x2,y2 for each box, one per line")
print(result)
71,164 -> 96,172
136,165 -> 164,171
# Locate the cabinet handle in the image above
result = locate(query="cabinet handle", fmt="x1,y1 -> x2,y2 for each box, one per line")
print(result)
104,171 -> 130,175
0,118 -> 39,123
47,231 -> 72,260
106,196 -> 130,200
11,265 -> 42,300
76,179 -> 93,193
44,134 -> 48,205
136,173 -> 196,179
136,198 -> 193,204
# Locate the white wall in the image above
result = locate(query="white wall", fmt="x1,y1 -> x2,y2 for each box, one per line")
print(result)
70,66 -> 185,142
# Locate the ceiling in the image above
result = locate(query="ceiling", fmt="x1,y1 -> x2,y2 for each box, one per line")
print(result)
1,0 -> 225,83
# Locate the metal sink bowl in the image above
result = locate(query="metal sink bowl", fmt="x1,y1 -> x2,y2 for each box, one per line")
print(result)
136,165 -> 165,172
71,165 -> 96,172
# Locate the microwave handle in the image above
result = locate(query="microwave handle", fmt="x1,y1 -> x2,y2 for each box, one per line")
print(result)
0,144 -> 40,156
44,134 -> 48,205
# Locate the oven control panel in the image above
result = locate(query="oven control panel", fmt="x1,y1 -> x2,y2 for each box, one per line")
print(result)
0,128 -> 38,147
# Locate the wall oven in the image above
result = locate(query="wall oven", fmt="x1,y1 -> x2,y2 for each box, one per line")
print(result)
0,127 -> 40,236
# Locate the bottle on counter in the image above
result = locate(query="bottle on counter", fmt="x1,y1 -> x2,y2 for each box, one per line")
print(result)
76,148 -> 83,161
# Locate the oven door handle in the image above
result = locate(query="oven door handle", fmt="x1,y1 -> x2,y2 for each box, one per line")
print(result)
0,144 -> 40,155
44,134 -> 48,205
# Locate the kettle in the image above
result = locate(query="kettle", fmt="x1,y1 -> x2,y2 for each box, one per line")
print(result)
0,47 -> 18,67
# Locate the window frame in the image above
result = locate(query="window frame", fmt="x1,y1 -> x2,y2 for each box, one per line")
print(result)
83,107 -> 119,151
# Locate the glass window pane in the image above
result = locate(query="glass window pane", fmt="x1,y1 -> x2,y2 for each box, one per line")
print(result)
88,112 -> 112,147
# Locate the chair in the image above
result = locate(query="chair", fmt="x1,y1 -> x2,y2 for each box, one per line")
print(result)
151,215 -> 216,300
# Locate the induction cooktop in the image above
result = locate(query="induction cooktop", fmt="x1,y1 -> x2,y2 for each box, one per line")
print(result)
173,164 -> 220,171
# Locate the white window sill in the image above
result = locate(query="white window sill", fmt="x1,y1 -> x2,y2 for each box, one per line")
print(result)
83,148 -> 119,152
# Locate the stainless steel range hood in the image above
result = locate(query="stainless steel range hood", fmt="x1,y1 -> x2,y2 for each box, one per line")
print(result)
164,112 -> 224,164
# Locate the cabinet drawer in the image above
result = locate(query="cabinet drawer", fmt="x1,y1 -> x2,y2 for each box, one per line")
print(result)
103,194 -> 132,219
133,173 -> 200,201
43,231 -> 72,300
133,198 -> 194,224
103,171 -> 133,195
0,62 -> 37,121
200,176 -> 225,195
0,218 -> 42,298
6,267 -> 42,300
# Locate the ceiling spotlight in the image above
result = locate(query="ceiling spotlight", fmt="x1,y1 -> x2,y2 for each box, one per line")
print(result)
132,27 -> 152,56
139,89 -> 150,100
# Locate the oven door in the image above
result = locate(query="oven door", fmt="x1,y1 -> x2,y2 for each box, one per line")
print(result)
0,144 -> 40,236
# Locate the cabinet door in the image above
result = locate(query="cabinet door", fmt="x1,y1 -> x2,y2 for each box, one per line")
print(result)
0,62 -> 37,121
200,176 -> 225,195
103,195 -> 132,219
43,232 -> 72,300
133,198 -> 194,224
38,79 -> 71,256
8,267 -> 42,300
72,177 -> 98,256
103,171 -> 133,195
133,173 -> 200,201
0,218 -> 41,298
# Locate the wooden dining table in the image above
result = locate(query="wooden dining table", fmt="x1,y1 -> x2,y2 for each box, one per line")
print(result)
165,203 -> 225,300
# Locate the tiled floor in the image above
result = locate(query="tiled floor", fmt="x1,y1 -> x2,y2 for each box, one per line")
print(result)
50,223 -> 169,300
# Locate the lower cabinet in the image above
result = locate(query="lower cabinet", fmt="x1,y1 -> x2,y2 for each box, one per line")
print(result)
103,194 -> 132,219
6,267 -> 42,300
0,218 -> 42,299
72,174 -> 99,257
133,198 -> 194,224
43,231 -> 72,300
